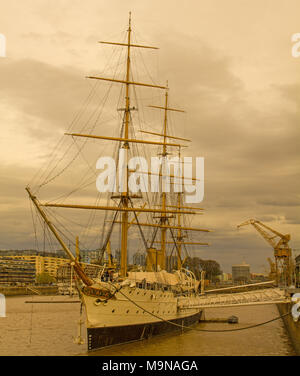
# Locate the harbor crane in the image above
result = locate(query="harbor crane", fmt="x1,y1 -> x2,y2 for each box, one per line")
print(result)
267,257 -> 277,281
237,219 -> 292,286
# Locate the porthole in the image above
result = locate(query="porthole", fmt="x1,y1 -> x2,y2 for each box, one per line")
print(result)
112,309 -> 115,313
94,298 -> 106,306
126,310 -> 129,314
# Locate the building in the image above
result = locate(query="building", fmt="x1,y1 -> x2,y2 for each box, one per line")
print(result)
132,252 -> 146,267
221,272 -> 231,282
114,250 -> 121,265
56,262 -> 101,283
166,255 -> 178,272
251,273 -> 268,282
80,249 -> 101,264
0,250 -> 69,279
296,254 -> 300,287
0,258 -> 36,285
232,262 -> 251,283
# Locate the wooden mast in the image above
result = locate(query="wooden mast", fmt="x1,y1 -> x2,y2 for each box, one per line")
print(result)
62,13 -> 166,277
119,12 -> 132,278
160,87 -> 169,270
147,98 -> 210,270
176,147 -> 183,269
148,88 -> 186,270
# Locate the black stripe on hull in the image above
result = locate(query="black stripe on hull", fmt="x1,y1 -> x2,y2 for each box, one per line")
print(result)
87,311 -> 202,351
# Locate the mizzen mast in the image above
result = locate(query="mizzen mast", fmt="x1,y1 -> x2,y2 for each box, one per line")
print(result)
147,96 -> 210,270
148,88 -> 186,269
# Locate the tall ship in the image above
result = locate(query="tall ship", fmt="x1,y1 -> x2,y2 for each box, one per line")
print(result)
26,14 -> 211,351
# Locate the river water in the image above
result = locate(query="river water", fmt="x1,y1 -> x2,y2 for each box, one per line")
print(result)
0,295 -> 295,356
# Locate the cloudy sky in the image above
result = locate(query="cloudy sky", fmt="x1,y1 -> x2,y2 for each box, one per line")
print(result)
0,0 -> 300,273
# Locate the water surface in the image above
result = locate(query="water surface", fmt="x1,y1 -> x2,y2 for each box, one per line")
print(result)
0,295 -> 295,356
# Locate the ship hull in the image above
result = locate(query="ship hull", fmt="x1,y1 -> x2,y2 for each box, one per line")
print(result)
87,310 -> 202,351
277,302 -> 300,355
80,282 -> 203,351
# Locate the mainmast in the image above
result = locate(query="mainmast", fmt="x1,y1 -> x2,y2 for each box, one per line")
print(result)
119,12 -> 132,278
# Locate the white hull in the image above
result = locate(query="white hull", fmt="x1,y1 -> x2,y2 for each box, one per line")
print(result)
80,279 -> 203,350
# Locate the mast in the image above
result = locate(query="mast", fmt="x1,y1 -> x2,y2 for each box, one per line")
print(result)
147,97 -> 211,270
176,148 -> 182,269
148,88 -> 186,270
119,12 -> 132,278
160,88 -> 169,270
83,13 -> 167,277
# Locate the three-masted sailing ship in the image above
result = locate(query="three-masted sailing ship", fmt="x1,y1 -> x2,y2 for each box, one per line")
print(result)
26,14 -> 211,351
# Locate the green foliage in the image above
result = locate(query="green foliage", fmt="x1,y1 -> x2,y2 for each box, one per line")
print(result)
184,257 -> 222,281
36,272 -> 56,284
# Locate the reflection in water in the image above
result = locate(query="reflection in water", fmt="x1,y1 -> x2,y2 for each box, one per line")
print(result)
0,296 -> 295,356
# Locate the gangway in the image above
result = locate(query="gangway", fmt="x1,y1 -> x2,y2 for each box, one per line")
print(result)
178,288 -> 290,310
26,286 -> 42,295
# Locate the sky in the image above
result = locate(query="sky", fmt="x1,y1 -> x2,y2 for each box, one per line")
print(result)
0,0 -> 300,273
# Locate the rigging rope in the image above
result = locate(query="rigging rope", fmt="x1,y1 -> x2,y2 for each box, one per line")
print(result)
129,197 -> 148,252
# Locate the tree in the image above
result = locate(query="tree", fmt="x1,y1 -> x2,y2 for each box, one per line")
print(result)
36,272 -> 56,285
200,259 -> 222,282
183,256 -> 222,282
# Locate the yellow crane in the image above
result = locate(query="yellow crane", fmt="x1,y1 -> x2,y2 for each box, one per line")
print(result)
267,257 -> 276,280
237,219 -> 292,286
